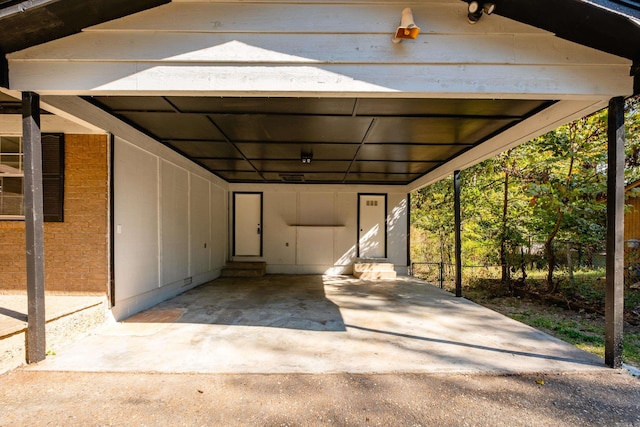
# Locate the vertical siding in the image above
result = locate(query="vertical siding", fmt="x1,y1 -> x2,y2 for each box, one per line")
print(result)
112,136 -> 228,319
624,196 -> 640,241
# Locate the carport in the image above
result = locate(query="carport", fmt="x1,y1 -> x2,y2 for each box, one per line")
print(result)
0,0 -> 638,370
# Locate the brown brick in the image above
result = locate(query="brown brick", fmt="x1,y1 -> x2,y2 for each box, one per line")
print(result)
0,134 -> 109,293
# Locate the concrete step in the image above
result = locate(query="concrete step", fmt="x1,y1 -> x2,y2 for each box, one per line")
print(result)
354,270 -> 397,280
354,262 -> 395,273
221,261 -> 266,278
353,259 -> 397,280
224,261 -> 266,271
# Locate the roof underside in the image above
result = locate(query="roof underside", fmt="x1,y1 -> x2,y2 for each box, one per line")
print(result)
88,96 -> 552,185
0,0 -> 170,54
488,0 -> 640,61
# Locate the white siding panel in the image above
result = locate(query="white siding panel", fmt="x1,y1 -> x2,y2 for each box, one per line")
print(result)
87,3 -> 545,35
333,192 -> 358,268
210,184 -> 227,269
387,193 -> 408,268
160,160 -> 190,286
114,138 -> 160,299
190,174 -> 211,276
112,140 -> 228,320
297,227 -> 334,266
12,33 -> 626,66
263,191 -> 297,265
298,192 -> 334,225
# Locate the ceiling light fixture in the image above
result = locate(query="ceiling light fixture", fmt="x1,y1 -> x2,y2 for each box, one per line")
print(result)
467,1 -> 495,24
301,152 -> 313,164
392,8 -> 420,43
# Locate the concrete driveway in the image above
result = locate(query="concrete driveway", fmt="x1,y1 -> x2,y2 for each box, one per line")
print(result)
29,275 -> 606,374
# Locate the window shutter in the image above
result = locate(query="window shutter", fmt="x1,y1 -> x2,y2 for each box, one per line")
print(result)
41,133 -> 64,222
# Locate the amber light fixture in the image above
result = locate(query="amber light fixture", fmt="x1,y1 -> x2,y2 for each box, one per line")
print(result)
392,8 -> 420,43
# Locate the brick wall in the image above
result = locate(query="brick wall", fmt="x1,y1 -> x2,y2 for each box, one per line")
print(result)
0,134 -> 109,293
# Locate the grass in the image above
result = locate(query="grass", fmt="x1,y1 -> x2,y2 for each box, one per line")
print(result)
456,277 -> 640,368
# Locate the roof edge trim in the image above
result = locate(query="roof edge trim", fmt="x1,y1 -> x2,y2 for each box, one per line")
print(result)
0,0 -> 61,19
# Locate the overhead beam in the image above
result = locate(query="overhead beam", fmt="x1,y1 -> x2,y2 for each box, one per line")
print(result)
22,91 -> 46,364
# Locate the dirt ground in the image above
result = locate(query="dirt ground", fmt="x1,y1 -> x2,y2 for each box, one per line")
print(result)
462,286 -> 640,368
1,370 -> 639,426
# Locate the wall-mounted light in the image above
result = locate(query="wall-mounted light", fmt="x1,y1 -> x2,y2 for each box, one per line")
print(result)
467,1 -> 495,24
301,152 -> 313,164
392,8 -> 420,43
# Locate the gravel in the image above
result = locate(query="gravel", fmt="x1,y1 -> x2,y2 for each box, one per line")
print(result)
1,370 -> 639,426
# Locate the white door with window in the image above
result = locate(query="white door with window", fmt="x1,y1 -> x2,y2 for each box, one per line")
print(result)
358,194 -> 386,258
233,192 -> 262,256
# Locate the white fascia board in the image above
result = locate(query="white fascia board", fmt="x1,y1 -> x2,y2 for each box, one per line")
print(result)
0,114 -> 105,135
7,63 -> 632,99
1,87 -> 105,133
228,183 -> 409,193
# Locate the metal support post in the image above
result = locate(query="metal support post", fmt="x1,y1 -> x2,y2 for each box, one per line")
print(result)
454,170 -> 462,297
605,96 -> 625,368
1,54 -> 8,88
23,91 -> 46,364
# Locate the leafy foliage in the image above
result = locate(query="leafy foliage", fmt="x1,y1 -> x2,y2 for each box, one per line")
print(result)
411,95 -> 639,288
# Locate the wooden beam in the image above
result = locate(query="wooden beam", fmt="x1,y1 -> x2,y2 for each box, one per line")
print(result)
454,169 -> 462,298
22,91 -> 46,364
605,96 -> 625,368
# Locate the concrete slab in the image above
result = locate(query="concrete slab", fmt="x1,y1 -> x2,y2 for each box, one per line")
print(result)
0,293 -> 107,374
0,293 -> 105,337
28,275 -> 607,374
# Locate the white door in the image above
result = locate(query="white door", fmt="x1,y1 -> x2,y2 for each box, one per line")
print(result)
234,192 -> 262,256
358,194 -> 386,258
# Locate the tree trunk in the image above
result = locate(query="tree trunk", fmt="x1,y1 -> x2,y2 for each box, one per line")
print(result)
546,144 -> 575,292
545,210 -> 564,292
566,241 -> 574,283
520,246 -> 527,281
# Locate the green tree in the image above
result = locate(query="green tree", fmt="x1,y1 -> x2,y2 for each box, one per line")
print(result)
411,95 -> 639,291
516,112 -> 608,290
